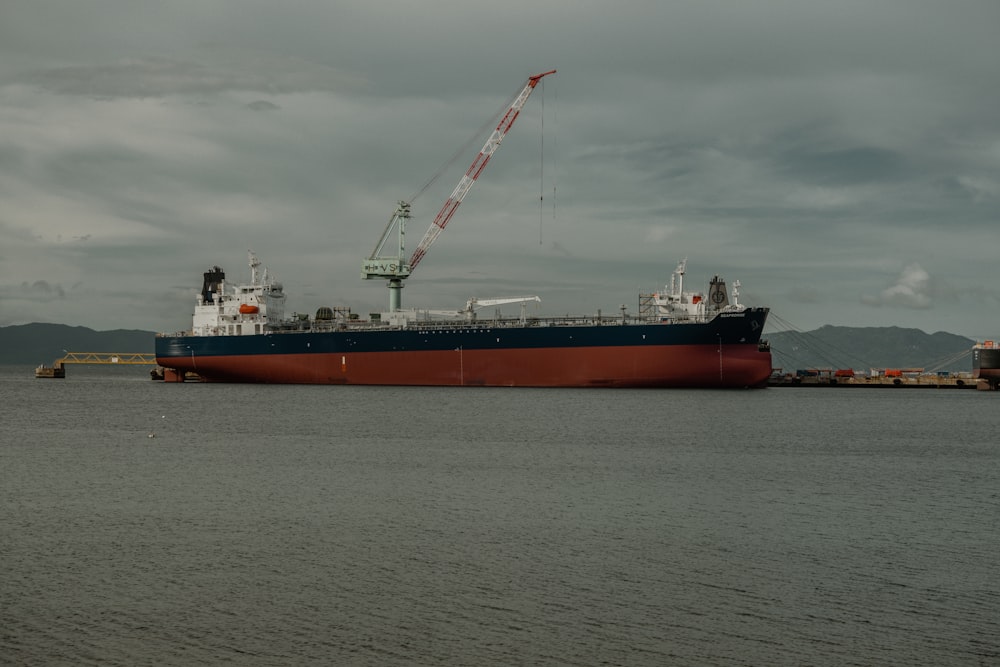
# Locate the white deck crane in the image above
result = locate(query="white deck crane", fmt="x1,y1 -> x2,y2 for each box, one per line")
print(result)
462,295 -> 541,322
361,70 -> 556,312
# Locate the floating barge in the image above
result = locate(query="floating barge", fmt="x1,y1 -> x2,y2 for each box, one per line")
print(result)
34,362 -> 65,379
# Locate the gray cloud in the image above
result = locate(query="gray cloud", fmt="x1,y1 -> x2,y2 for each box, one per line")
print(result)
0,0 -> 997,338
2,280 -> 67,301
17,55 -> 359,99
861,264 -> 933,309
247,100 -> 280,112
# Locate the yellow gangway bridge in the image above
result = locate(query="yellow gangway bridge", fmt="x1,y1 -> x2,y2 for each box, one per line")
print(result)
35,352 -> 157,378
62,352 -> 156,365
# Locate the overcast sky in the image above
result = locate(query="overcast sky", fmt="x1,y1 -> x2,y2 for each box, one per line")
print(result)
1,0 -> 997,339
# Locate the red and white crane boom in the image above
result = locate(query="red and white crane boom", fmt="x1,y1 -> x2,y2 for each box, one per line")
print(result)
362,69 -> 554,313
408,69 -> 556,271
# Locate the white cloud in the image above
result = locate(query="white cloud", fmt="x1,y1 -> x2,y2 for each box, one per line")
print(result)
643,226 -> 674,244
861,263 -> 932,309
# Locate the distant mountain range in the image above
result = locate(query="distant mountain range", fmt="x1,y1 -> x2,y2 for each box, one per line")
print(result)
0,322 -> 978,371
766,325 -> 974,373
0,323 -> 154,365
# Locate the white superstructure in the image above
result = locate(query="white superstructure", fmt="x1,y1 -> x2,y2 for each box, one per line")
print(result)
192,251 -> 286,336
645,259 -> 747,323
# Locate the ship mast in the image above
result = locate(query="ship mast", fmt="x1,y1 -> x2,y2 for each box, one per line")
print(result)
248,250 -> 261,285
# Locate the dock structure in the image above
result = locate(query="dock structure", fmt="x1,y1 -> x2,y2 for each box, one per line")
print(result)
34,352 -> 157,378
768,369 -> 981,389
58,352 -> 156,365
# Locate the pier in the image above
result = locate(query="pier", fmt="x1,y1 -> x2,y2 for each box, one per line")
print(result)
34,352 -> 156,378
768,369 -> 984,389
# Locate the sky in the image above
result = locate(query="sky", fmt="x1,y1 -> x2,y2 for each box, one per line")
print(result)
1,0 -> 998,339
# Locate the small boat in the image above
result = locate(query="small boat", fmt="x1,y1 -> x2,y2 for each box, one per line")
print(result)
35,363 -> 65,379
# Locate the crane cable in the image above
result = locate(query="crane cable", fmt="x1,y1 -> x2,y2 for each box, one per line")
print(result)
541,76 -> 557,245
406,87 -> 522,206
539,78 -> 545,244
925,347 -> 972,373
763,310 -> 874,370
371,91 -> 517,258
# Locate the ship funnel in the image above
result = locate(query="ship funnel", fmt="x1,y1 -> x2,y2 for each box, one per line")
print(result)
202,266 -> 225,304
707,275 -> 729,309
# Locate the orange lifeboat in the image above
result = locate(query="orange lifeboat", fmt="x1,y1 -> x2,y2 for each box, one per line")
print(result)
239,303 -> 259,314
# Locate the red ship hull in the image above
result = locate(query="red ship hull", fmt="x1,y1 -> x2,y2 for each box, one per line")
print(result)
161,343 -> 772,388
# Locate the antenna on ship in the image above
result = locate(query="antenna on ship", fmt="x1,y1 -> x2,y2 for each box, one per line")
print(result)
248,250 -> 261,285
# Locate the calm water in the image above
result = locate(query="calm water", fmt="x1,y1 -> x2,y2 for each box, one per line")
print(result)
2,365 -> 998,666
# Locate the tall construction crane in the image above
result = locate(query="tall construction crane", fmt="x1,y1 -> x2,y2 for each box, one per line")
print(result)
361,69 -> 556,312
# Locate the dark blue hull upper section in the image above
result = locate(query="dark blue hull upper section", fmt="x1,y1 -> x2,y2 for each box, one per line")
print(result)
156,308 -> 769,358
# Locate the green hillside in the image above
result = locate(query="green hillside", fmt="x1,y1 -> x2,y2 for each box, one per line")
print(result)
0,323 -> 155,365
767,325 -> 975,373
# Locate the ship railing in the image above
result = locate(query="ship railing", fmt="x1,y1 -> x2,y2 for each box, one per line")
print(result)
251,307 -> 737,333
402,313 -> 698,329
161,309 -> 720,339
315,313 -> 708,330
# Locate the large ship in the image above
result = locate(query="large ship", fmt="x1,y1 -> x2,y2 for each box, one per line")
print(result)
972,340 -> 1000,390
154,253 -> 771,388
155,70 -> 770,387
